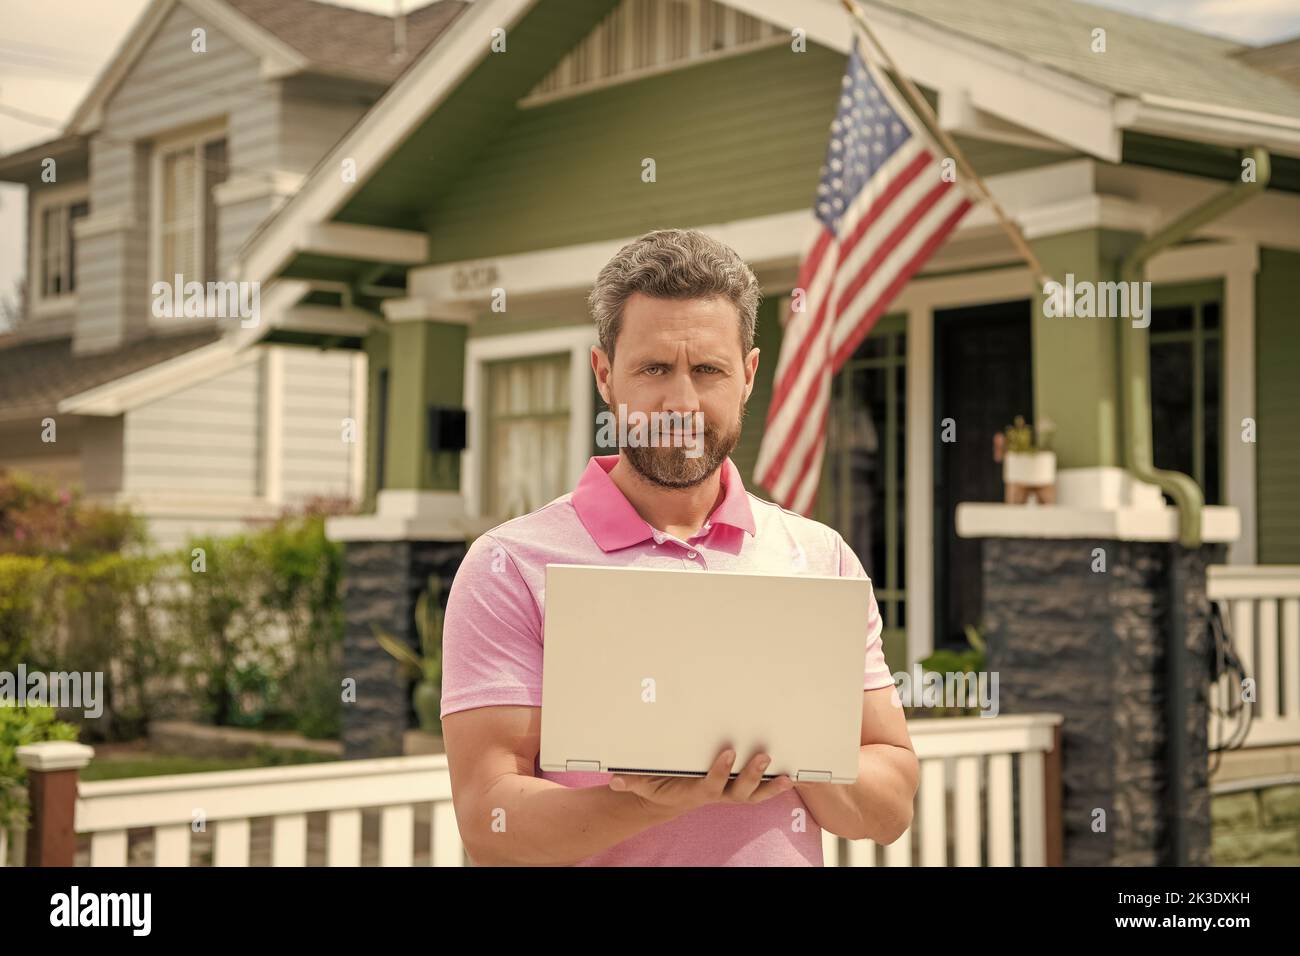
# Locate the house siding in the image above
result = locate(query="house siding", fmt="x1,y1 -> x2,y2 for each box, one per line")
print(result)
279,346 -> 364,501
421,42 -> 1070,264
122,355 -> 264,497
83,2 -> 270,352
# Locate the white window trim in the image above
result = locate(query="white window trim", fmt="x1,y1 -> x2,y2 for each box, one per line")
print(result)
1145,240 -> 1259,566
149,122 -> 228,292
28,180 -> 89,318
462,325 -> 598,520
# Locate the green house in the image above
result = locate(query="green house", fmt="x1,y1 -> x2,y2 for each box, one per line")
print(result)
236,0 -> 1300,657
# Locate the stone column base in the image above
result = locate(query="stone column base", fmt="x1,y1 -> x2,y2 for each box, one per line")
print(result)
338,538 -> 468,759
977,535 -> 1223,865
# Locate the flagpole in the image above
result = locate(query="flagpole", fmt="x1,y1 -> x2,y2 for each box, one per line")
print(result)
838,0 -> 1053,289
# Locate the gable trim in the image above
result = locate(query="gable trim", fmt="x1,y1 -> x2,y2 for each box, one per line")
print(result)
57,338 -> 260,416
236,0 -> 543,289
729,0 -> 1122,161
66,0 -> 308,136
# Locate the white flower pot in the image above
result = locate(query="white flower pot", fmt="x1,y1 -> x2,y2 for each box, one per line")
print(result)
1003,450 -> 1056,487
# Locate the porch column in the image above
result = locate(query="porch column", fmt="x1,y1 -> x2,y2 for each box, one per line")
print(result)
383,307 -> 471,492
956,514 -> 1236,865
1028,228 -> 1139,471
329,301 -> 490,759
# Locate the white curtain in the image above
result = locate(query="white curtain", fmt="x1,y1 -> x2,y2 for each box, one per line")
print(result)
488,354 -> 570,518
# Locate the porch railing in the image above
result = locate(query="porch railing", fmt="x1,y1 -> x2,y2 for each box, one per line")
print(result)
14,712 -> 1062,867
822,713 -> 1063,866
1207,565 -> 1300,749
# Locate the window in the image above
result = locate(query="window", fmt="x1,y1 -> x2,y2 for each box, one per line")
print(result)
820,314 -> 907,636
484,354 -> 572,518
31,188 -> 89,307
1150,290 -> 1223,505
153,130 -> 228,284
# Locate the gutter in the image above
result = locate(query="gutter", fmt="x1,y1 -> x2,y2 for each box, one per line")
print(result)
1118,145 -> 1271,548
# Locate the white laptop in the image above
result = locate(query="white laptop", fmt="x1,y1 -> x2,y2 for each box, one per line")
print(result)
539,564 -> 873,784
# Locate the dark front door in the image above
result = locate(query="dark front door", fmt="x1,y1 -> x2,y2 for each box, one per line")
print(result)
933,300 -> 1033,650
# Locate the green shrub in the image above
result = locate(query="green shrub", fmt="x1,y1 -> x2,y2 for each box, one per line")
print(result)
0,469 -> 146,559
1,470 -> 350,744
0,555 -> 55,673
0,706 -> 79,833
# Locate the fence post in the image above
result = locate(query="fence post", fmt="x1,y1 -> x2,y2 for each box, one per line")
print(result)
17,741 -> 95,867
1044,722 -> 1064,867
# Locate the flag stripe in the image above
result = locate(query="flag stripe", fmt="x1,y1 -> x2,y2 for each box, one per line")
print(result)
761,176 -> 957,492
833,196 -> 972,369
767,143 -> 927,416
753,32 -> 973,514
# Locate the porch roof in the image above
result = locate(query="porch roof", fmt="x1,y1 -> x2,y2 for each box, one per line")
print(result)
869,0 -> 1300,121
233,0 -> 1300,347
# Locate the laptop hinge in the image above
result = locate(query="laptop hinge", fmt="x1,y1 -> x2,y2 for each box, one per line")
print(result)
796,770 -> 833,783
566,759 -> 602,772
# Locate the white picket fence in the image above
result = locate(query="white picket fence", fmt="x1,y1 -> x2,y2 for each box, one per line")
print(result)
824,712 -> 1061,866
12,712 -> 1061,867
1207,565 -> 1300,749
74,754 -> 465,867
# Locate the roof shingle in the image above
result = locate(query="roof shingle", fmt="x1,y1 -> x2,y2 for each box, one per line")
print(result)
0,330 -> 221,423
226,0 -> 469,84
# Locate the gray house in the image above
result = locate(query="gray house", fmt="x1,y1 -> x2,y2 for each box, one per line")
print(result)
0,0 -> 466,547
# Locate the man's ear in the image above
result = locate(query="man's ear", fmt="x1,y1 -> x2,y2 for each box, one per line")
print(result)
742,347 -> 760,402
591,345 -> 612,404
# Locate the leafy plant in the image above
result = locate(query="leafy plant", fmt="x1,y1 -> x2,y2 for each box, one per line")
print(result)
907,626 -> 988,719
248,506 -> 347,739
999,415 -> 1055,454
0,469 -> 146,559
0,706 -> 79,837
374,574 -> 444,736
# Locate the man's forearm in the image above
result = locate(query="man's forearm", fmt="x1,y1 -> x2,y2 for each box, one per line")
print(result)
794,744 -> 918,843
466,773 -> 675,866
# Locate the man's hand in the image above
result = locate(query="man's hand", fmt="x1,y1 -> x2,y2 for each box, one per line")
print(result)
607,748 -> 795,820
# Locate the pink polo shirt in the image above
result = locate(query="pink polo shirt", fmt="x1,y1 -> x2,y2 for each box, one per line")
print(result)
441,454 -> 893,866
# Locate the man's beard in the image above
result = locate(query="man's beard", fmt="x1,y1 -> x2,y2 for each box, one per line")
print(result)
612,396 -> 746,489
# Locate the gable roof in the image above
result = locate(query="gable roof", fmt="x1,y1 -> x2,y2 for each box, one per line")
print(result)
65,0 -> 468,135
226,0 -> 469,85
236,0 -> 1300,291
1233,36 -> 1300,88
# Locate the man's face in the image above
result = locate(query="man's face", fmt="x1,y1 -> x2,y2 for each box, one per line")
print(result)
592,293 -> 760,489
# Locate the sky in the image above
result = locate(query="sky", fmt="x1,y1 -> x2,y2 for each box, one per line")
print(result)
1,0 -> 1298,312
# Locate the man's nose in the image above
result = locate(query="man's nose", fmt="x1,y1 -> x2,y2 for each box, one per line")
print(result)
661,370 -> 701,414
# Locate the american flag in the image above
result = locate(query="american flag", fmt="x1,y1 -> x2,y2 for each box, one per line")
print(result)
754,35 -> 974,515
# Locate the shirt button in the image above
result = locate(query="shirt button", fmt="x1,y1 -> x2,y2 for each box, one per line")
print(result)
687,550 -> 697,559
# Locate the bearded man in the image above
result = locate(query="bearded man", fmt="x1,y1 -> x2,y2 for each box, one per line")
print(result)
440,228 -> 916,866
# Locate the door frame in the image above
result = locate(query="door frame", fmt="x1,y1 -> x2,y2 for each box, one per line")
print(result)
931,297 -> 1035,655
892,265 -> 1037,667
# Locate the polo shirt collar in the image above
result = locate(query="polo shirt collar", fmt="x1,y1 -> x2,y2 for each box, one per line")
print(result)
572,454 -> 757,552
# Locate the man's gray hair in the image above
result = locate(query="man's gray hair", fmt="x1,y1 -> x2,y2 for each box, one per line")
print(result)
588,228 -> 761,359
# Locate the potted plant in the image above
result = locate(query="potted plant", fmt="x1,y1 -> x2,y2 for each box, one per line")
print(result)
902,626 -> 987,719
993,415 -> 1057,504
374,574 -> 443,741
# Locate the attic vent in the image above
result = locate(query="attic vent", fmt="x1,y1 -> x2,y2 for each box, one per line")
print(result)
520,0 -> 785,107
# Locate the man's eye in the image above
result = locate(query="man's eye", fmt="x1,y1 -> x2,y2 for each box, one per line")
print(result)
643,366 -> 665,375
696,366 -> 721,374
